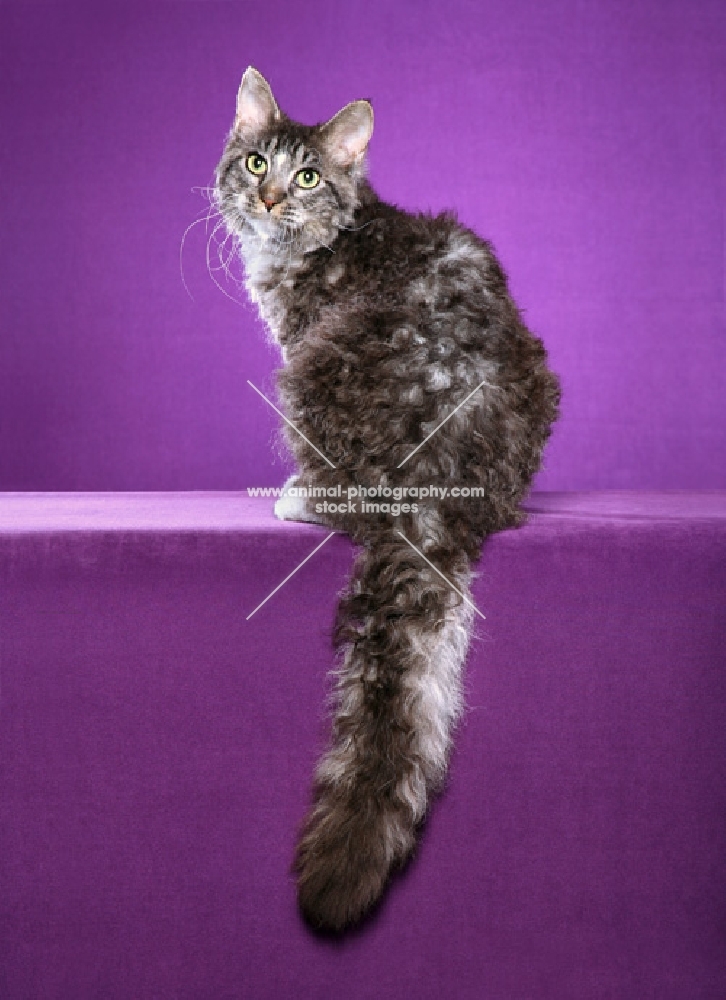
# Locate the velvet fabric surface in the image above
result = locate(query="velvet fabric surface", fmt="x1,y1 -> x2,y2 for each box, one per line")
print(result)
1,492 -> 724,998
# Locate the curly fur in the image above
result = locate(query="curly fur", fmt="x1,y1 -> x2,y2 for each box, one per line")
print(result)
215,68 -> 560,932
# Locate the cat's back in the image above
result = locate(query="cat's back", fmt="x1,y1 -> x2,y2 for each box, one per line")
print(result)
281,193 -> 522,381
329,196 -> 507,309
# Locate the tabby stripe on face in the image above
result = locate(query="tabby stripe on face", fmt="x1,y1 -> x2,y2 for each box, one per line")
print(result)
302,149 -> 320,166
325,180 -> 344,210
218,160 -> 236,186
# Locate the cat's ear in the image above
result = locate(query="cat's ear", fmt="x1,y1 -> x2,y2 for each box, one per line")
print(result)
320,100 -> 374,167
234,67 -> 280,134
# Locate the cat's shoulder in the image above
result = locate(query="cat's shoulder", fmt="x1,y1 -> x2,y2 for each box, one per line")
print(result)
351,195 -> 499,267
336,196 -> 504,297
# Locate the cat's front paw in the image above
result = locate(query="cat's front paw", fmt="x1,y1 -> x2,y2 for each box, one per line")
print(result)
274,492 -> 322,524
274,476 -> 324,524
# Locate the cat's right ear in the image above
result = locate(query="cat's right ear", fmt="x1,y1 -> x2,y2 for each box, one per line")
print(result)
234,67 -> 280,134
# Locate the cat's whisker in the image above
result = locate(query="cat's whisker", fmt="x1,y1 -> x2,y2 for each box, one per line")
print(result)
339,218 -> 381,232
205,221 -> 247,307
215,229 -> 235,272
183,182 -> 249,303
219,240 -> 245,289
269,221 -> 298,251
218,243 -> 236,280
203,203 -> 223,232
275,230 -> 299,249
211,218 -> 233,246
179,206 -> 221,302
191,184 -> 218,203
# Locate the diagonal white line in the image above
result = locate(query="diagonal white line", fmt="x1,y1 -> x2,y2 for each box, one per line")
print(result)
247,380 -> 337,469
397,377 -> 494,468
395,529 -> 486,621
246,531 -> 337,620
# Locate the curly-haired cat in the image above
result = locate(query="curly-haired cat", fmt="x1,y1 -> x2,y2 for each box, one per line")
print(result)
215,67 -> 560,932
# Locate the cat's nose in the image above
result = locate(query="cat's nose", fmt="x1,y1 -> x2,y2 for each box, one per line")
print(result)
261,192 -> 283,212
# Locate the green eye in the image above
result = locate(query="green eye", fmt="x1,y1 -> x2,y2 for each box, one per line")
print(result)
295,167 -> 320,189
246,153 -> 267,176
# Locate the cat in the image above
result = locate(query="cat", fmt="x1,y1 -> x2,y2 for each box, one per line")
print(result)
215,67 -> 560,932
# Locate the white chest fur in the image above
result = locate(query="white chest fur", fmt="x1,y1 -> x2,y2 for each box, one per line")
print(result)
237,230 -> 303,347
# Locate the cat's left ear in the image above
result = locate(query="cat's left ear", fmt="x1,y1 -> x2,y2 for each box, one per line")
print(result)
320,101 -> 374,167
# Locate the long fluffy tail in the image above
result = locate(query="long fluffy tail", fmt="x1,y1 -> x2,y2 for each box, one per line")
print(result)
294,531 -> 473,932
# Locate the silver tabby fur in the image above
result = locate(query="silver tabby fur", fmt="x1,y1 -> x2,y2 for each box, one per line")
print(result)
215,68 -> 560,933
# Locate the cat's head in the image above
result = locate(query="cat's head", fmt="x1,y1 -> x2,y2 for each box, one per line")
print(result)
215,67 -> 373,253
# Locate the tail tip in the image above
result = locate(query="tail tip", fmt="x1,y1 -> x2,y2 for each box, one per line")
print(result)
295,841 -> 388,934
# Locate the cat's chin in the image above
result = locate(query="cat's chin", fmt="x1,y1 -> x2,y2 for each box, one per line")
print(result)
246,216 -> 279,239
245,216 -> 301,250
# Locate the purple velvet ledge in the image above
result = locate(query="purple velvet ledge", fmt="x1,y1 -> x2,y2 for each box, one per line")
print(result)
1,492 -> 724,1000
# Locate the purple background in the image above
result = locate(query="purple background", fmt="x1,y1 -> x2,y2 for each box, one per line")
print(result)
1,0 -> 725,491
